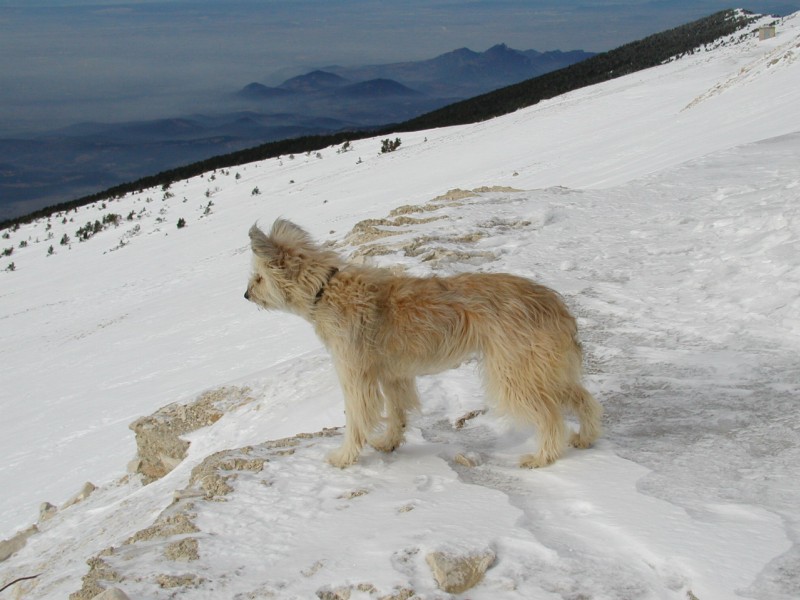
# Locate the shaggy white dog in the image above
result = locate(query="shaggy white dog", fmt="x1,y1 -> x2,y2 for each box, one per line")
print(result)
245,219 -> 602,468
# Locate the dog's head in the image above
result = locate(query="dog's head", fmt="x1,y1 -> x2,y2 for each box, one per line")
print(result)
245,219 -> 341,316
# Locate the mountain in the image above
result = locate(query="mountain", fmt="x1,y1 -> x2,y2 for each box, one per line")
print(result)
334,78 -> 423,98
0,10 -> 767,228
400,8 -> 765,130
0,45 -> 593,223
278,69 -> 350,93
324,43 -> 596,97
236,82 -> 295,101
1,9 -> 799,599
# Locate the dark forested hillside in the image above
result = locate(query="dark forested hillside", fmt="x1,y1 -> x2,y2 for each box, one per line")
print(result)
395,9 -> 762,130
0,9 -> 763,230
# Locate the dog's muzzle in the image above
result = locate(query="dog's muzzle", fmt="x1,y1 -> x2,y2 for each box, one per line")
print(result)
244,289 -> 250,301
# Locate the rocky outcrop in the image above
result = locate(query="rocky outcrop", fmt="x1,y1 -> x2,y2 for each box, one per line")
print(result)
1,481 -> 99,565
341,187 -> 526,266
70,428 -> 342,600
128,386 -> 255,483
0,526 -> 38,563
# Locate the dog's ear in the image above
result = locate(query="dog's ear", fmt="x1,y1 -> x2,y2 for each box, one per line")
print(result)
269,219 -> 314,247
249,223 -> 280,260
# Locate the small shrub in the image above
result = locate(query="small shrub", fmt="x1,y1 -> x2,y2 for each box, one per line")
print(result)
5,262 -> 15,272
251,187 -> 261,196
177,218 -> 187,229
381,137 -> 402,153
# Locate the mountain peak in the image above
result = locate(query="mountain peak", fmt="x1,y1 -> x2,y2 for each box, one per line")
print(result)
279,70 -> 350,93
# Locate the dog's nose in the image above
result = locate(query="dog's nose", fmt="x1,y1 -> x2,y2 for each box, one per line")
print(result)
244,290 -> 250,300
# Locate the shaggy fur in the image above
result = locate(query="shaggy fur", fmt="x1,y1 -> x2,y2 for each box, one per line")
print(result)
245,219 -> 602,468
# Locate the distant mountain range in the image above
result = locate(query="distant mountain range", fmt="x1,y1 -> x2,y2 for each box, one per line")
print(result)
240,45 -> 594,99
0,44 -> 594,220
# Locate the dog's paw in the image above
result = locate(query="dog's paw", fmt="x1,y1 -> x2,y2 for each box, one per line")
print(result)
519,453 -> 556,469
327,447 -> 358,468
569,431 -> 593,449
369,433 -> 403,453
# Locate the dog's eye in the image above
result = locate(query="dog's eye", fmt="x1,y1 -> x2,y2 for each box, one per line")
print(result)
255,275 -> 263,284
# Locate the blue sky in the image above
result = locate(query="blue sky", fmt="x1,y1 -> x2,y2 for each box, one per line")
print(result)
1,1 -> 798,133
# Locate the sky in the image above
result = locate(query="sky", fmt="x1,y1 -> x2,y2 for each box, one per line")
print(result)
0,0 -> 798,134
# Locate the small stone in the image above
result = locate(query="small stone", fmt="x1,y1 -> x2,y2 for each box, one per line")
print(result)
39,501 -> 58,522
62,482 -> 97,510
316,585 -> 351,600
453,452 -> 482,467
425,548 -> 496,594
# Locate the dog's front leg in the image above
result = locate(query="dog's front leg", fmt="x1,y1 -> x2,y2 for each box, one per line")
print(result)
327,365 -> 382,468
370,377 -> 419,453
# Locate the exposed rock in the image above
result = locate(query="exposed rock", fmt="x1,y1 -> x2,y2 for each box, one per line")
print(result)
71,428 -> 342,599
338,488 -> 369,499
316,583 -> 379,599
0,524 -> 38,563
301,559 -> 326,577
453,452 -> 482,468
344,217 -> 420,247
129,386 -> 255,483
378,588 -> 416,600
164,537 -> 199,562
156,574 -> 207,589
188,448 -> 268,499
432,188 -> 478,202
454,408 -> 487,429
316,585 -> 352,599
62,482 -> 97,510
425,548 -> 496,594
125,512 -> 199,545
39,501 -> 58,522
472,185 -> 523,194
91,588 -> 130,600
70,555 -> 122,600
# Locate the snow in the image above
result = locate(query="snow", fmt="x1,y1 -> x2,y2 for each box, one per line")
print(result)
1,11 -> 799,599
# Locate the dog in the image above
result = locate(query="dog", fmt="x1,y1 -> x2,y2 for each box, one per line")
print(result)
245,219 -> 602,468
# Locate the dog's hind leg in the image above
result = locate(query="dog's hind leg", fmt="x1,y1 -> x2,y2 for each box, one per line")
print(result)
564,385 -> 602,449
327,365 -> 383,468
516,393 -> 567,469
485,356 -> 567,468
370,377 -> 420,453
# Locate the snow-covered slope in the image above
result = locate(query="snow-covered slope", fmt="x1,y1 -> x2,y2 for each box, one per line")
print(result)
1,11 -> 799,599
